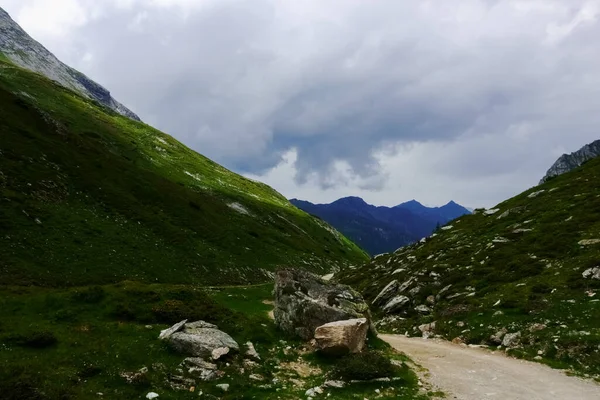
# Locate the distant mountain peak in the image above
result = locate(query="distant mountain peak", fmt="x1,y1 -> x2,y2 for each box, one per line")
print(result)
332,196 -> 369,206
0,6 -> 140,121
540,139 -> 600,184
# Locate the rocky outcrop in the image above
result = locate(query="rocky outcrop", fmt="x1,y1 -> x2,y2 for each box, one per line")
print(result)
274,268 -> 373,340
0,7 -> 140,121
159,320 -> 239,359
540,139 -> 600,183
314,318 -> 368,356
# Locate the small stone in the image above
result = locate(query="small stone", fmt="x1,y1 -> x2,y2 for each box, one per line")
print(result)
323,380 -> 345,388
146,393 -> 159,400
212,347 -> 230,360
246,341 -> 261,360
216,383 -> 229,392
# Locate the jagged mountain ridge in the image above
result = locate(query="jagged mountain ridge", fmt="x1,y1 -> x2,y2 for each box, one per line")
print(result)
0,47 -> 367,286
290,197 -> 470,256
342,154 -> 600,377
540,139 -> 600,183
0,7 -> 140,121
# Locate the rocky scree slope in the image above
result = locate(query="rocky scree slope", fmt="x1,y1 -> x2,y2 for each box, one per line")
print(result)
291,197 -> 470,256
0,56 -> 367,287
0,7 -> 139,121
343,157 -> 600,378
540,139 -> 600,184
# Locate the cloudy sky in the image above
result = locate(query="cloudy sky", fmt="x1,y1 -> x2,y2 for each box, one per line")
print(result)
3,0 -> 600,208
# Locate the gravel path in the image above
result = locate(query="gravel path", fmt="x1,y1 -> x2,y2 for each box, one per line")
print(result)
380,334 -> 600,400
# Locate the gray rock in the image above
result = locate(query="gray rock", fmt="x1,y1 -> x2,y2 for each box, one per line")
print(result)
489,328 -> 507,345
382,295 -> 410,314
418,322 -> 436,338
183,358 -> 220,381
323,380 -> 345,388
305,386 -> 324,397
502,331 -> 521,348
274,268 -> 373,340
245,341 -> 261,360
314,318 -> 368,356
372,280 -> 399,305
414,305 -> 431,314
216,384 -> 229,392
158,320 -> 187,340
540,139 -> 600,183
161,320 -> 239,358
582,267 -> 600,279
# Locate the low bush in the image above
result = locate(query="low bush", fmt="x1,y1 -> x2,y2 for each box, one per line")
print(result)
333,351 -> 396,381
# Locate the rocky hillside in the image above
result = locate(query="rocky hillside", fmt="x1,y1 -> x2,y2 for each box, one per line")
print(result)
291,197 -> 470,256
0,7 -> 139,121
343,156 -> 600,378
0,55 -> 367,287
540,139 -> 600,183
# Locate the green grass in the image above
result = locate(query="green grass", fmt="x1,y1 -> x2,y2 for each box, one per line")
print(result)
0,58 -> 367,287
344,157 -> 600,378
0,282 -> 431,399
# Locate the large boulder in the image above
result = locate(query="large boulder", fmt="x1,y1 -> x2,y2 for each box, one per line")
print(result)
314,318 -> 368,356
274,268 -> 373,340
159,320 -> 239,359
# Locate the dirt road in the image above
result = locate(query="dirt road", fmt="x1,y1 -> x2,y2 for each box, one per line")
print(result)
380,334 -> 600,400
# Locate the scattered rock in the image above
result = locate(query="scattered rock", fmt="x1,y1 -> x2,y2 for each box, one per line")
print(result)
579,239 -> 600,246
582,267 -> 600,280
323,380 -> 345,388
528,190 -> 545,198
321,273 -> 334,281
183,358 -> 221,381
414,305 -> 431,314
160,320 -> 239,358
305,386 -> 324,397
502,331 -> 521,348
274,268 -> 373,340
249,374 -> 264,381
382,295 -> 410,314
418,322 -> 436,339
489,328 -> 507,345
314,318 -> 368,356
426,295 -> 435,305
245,341 -> 261,360
146,393 -> 159,400
372,280 -> 399,305
158,319 -> 187,340
529,323 -> 547,332
216,383 -> 229,392
452,337 -> 465,345
211,347 -> 230,360
120,367 -> 148,384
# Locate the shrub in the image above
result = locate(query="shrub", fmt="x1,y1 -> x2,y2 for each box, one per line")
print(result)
71,286 -> 105,303
333,351 -> 396,381
8,331 -> 57,349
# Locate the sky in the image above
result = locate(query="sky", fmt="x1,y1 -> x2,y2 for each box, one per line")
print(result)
3,0 -> 600,208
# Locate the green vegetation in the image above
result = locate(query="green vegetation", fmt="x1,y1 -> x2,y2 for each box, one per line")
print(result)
344,157 -> 600,378
0,58 -> 367,287
0,283 -> 430,399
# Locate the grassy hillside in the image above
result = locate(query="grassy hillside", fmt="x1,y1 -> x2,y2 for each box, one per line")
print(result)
343,156 -> 600,378
0,58 -> 367,287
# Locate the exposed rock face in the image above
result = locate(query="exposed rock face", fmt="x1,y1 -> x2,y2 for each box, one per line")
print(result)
0,7 -> 140,121
159,320 -> 239,358
382,295 -> 410,314
540,139 -> 600,183
274,268 -> 372,340
314,318 -> 368,356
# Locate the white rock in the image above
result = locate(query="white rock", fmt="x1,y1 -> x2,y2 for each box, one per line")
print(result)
216,383 -> 229,392
323,380 -> 345,388
245,341 -> 261,360
579,239 -> 600,246
582,267 -> 600,280
528,190 -> 545,198
158,320 -> 187,340
146,393 -> 159,400
314,318 -> 368,355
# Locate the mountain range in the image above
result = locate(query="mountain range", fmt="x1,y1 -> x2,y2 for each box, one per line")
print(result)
290,197 -> 471,256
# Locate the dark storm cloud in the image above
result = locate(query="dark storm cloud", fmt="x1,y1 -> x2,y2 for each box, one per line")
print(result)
4,0 -> 600,204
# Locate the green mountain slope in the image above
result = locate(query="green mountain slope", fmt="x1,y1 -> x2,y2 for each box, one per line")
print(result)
343,156 -> 600,377
0,58 -> 367,287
